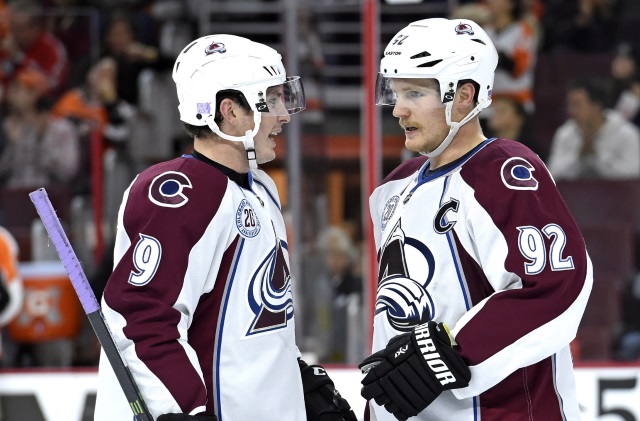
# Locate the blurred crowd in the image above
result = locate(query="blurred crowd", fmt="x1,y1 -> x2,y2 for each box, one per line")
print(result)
0,0 -> 639,369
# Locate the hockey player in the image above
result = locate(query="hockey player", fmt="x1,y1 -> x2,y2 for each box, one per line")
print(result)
359,18 -> 592,421
94,35 -> 357,421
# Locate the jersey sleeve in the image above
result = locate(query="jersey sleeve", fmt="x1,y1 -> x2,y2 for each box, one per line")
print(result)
450,144 -> 592,399
101,162 -> 235,417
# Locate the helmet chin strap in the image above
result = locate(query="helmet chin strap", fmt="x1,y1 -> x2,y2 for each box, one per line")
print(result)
243,128 -> 258,169
422,101 -> 484,159
205,111 -> 262,169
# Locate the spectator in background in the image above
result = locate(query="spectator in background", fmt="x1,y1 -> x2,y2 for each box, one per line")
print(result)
52,57 -> 136,195
45,0 -> 94,89
317,225 -> 363,363
450,2 -> 492,26
298,7 -> 325,119
52,57 -> 114,137
102,9 -> 172,106
0,226 -> 23,367
487,96 -> 544,158
610,43 -> 640,126
542,0 -> 618,53
0,0 -> 68,103
546,79 -> 640,180
0,68 -> 79,188
484,0 -> 538,112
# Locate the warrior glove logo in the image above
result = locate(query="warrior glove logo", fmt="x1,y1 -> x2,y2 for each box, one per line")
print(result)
414,323 -> 457,386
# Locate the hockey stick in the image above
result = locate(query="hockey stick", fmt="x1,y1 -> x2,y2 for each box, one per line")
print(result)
29,188 -> 153,421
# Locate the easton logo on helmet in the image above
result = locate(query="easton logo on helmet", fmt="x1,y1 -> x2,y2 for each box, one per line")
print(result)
455,22 -> 474,36
204,41 -> 226,55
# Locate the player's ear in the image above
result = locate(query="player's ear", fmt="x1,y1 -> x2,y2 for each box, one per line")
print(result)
455,82 -> 476,108
218,98 -> 238,123
217,98 -> 247,136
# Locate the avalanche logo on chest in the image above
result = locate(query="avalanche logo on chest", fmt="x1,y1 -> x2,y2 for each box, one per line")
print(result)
246,238 -> 294,335
236,199 -> 261,238
376,220 -> 436,332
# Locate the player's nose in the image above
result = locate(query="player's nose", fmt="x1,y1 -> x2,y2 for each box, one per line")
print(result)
392,101 -> 409,119
278,113 -> 291,124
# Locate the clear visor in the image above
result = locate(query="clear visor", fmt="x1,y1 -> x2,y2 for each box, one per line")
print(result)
375,73 -> 445,108
258,76 -> 306,116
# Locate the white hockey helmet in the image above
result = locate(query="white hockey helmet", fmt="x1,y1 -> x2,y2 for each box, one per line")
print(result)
172,34 -> 305,167
377,18 -> 498,158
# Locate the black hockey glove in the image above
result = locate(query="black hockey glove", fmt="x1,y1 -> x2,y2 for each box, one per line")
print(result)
299,359 -> 358,421
157,415 -> 217,421
359,321 -> 471,421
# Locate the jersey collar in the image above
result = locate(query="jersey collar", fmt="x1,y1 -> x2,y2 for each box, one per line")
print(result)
418,138 -> 495,183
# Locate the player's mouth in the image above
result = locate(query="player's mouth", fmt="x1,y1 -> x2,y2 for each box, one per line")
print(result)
268,130 -> 281,143
401,124 -> 419,135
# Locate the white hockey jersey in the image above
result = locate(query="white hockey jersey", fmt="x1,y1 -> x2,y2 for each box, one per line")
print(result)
369,138 -> 592,421
95,155 -> 305,420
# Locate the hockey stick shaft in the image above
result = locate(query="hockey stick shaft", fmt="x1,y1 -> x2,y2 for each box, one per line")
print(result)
29,188 -> 153,421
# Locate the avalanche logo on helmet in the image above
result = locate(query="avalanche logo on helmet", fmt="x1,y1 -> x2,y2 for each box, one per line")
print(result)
204,41 -> 226,55
455,22 -> 474,36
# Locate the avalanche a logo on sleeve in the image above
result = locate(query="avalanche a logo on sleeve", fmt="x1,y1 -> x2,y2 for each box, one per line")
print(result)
501,157 -> 539,191
148,171 -> 192,208
381,195 -> 400,231
236,199 -> 261,238
376,220 -> 435,332
246,239 -> 293,336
